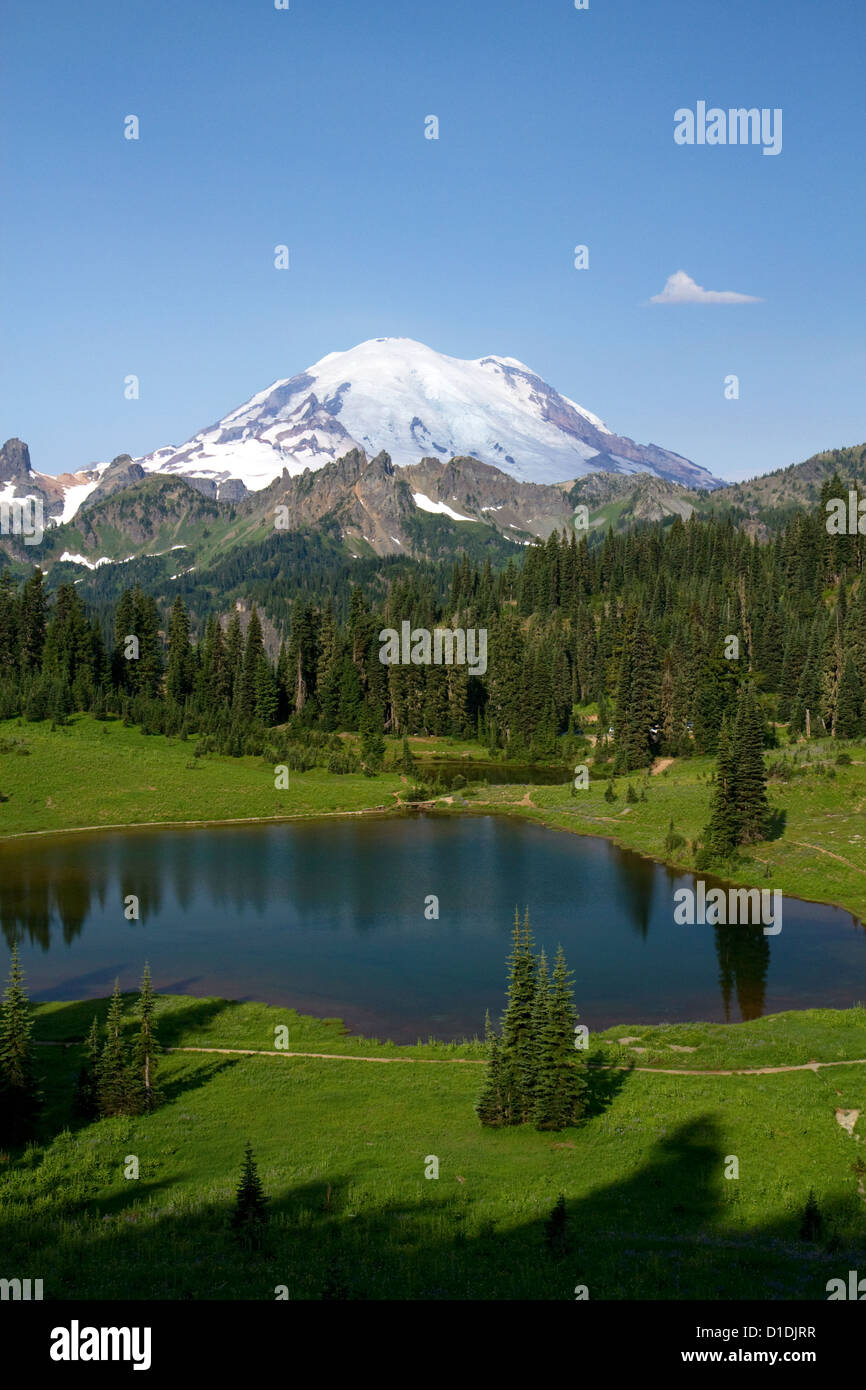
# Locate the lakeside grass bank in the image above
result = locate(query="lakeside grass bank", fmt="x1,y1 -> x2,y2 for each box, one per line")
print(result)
3,716 -> 866,922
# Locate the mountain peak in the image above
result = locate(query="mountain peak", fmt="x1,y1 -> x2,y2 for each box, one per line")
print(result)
127,337 -> 719,502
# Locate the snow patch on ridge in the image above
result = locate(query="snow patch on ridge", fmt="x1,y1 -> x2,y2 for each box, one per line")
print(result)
412,492 -> 476,523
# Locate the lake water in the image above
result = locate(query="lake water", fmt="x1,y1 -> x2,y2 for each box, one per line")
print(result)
1,815 -> 864,1041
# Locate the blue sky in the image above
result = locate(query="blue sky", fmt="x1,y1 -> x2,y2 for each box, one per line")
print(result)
2,0 -> 864,483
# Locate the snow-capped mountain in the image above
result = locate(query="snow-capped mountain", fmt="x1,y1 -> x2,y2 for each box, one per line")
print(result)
135,338 -> 721,498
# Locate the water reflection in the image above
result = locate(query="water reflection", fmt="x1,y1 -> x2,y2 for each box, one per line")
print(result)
0,816 -> 862,1039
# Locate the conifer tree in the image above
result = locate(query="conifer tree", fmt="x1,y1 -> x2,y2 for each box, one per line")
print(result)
97,980 -> 134,1118
532,945 -> 586,1131
527,948 -> 551,1104
703,716 -> 739,858
475,1011 -> 509,1127
231,1141 -> 268,1247
133,962 -> 161,1113
166,596 -> 194,704
19,569 -> 47,672
0,945 -> 42,1145
224,611 -> 244,703
733,684 -> 770,844
359,702 -> 385,773
72,1014 -> 101,1120
238,606 -> 265,719
131,588 -> 164,697
401,736 -> 415,775
500,909 -> 537,1122
835,655 -> 862,739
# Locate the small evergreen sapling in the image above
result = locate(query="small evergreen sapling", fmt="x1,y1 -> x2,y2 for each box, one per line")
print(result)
231,1141 -> 269,1247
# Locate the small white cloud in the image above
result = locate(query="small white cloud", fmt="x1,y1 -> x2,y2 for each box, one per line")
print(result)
650,270 -> 762,305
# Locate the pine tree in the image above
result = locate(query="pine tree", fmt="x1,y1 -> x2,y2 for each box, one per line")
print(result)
97,980 -> 135,1118
224,611 -> 244,703
401,736 -> 415,775
532,945 -> 586,1131
703,716 -> 739,858
166,596 -> 194,704
358,702 -> 385,773
733,684 -> 770,844
133,962 -> 161,1113
527,948 -> 551,1105
500,909 -> 537,1123
0,945 -> 42,1144
72,1015 -> 101,1120
19,569 -> 47,672
238,606 -> 265,719
231,1141 -> 268,1247
132,588 -> 164,697
475,1011 -> 509,1127
835,655 -> 862,739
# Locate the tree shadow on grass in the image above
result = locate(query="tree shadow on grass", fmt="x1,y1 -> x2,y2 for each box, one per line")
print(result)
4,1113 -> 864,1301
583,1054 -> 633,1119
33,991 -> 236,1045
765,807 -> 787,841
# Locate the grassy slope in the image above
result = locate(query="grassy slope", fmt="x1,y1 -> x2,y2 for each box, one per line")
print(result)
0,715 -> 404,835
1,995 -> 863,1301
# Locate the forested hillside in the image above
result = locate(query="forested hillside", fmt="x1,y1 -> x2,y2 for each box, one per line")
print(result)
1,473 -> 864,771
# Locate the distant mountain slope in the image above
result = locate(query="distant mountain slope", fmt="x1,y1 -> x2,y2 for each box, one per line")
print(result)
698,444 -> 866,517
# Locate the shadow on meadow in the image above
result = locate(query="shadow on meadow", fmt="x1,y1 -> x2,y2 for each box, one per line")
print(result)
3,1113 -> 864,1301
33,991 -> 235,1044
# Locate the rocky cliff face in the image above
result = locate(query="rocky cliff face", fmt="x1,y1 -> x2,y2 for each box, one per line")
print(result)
0,437 -> 32,483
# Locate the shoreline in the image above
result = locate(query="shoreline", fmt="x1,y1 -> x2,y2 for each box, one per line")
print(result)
2,787 -> 864,926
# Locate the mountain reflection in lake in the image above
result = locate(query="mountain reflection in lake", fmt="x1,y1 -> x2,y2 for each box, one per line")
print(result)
1,815 -> 863,1041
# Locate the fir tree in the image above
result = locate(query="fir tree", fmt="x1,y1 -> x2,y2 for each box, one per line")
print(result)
231,1141 -> 268,1247
835,655 -> 862,739
500,909 -> 537,1123
358,703 -> 385,773
401,736 -> 415,775
72,1015 -> 101,1120
475,1011 -> 509,1127
97,980 -> 135,1118
238,606 -> 265,720
527,948 -> 551,1105
0,945 -> 42,1145
703,716 -> 739,858
532,945 -> 586,1131
733,684 -> 770,844
166,596 -> 194,704
133,962 -> 161,1113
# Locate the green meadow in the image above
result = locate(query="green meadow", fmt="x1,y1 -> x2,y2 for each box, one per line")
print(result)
0,995 -> 863,1301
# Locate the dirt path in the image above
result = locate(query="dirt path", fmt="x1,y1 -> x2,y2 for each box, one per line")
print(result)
651,757 -> 675,775
35,1040 -> 866,1077
166,1046 -> 866,1076
792,840 -> 866,877
166,1045 -> 483,1065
